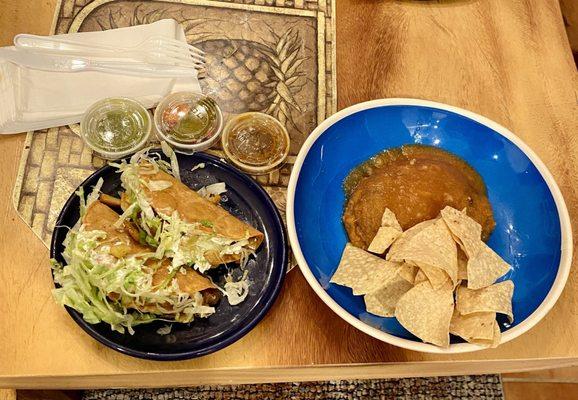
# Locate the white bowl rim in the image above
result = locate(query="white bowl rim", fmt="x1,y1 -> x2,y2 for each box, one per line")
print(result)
286,98 -> 573,354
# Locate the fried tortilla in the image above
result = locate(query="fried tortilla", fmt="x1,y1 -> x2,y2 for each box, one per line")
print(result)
387,218 -> 458,285
84,200 -> 149,256
466,242 -> 511,290
457,248 -> 468,281
84,201 -> 218,311
397,263 -> 419,284
367,226 -> 401,254
395,281 -> 454,347
331,243 -> 401,295
364,275 -> 413,317
441,206 -> 509,288
137,164 -> 264,265
456,281 -> 514,323
449,310 -> 496,344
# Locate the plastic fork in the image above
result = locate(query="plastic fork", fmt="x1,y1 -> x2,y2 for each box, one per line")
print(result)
0,48 -> 199,77
14,34 -> 206,71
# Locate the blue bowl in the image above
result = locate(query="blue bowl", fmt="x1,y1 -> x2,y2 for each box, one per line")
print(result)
287,99 -> 572,353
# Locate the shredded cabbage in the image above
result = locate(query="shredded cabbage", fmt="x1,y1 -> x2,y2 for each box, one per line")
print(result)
144,180 -> 173,192
53,146 -> 254,334
50,145 -> 258,334
51,225 -> 216,334
51,173 -> 217,334
114,148 -> 254,274
161,141 -> 181,181
197,182 -> 226,198
152,211 -> 253,273
77,177 -> 104,218
223,270 -> 250,306
191,163 -> 205,172
157,324 -> 172,335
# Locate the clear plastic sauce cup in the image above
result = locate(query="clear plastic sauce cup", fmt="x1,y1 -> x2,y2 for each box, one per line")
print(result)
154,92 -> 223,154
80,97 -> 151,160
221,112 -> 290,175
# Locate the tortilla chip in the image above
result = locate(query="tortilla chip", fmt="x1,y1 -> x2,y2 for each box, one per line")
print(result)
490,320 -> 502,348
388,219 -> 458,284
414,269 -> 428,285
417,264 -> 451,289
368,226 -> 402,254
397,263 -> 418,284
440,206 -> 482,256
331,243 -> 401,295
456,281 -> 514,322
457,248 -> 468,281
364,275 -> 413,317
381,208 -> 402,231
395,282 -> 454,347
450,310 -> 496,342
467,242 -> 510,289
387,219 -> 436,259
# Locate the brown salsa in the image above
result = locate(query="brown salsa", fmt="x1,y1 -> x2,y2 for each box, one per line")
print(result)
343,145 -> 495,249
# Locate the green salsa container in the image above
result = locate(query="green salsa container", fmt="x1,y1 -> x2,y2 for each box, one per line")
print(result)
153,92 -> 223,154
81,97 -> 152,160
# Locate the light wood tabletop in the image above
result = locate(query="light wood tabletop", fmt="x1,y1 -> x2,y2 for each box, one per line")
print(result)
1,0 -> 577,390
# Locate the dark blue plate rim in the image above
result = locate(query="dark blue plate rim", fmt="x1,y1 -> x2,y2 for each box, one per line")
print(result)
50,151 -> 288,361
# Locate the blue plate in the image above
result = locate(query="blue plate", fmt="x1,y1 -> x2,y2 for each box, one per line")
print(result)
51,151 -> 287,360
287,99 -> 572,353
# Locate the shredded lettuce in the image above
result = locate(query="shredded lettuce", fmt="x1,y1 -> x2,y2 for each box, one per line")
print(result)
191,163 -> 205,172
223,270 -> 250,306
156,324 -> 172,335
113,202 -> 138,229
113,148 -> 254,274
51,170 -> 216,334
51,225 -> 216,334
197,182 -> 226,198
144,180 -> 173,192
77,178 -> 104,218
151,211 -> 253,273
50,145 -> 259,334
161,141 -> 180,181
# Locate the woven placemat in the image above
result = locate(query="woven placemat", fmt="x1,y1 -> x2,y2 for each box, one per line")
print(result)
82,376 -> 504,400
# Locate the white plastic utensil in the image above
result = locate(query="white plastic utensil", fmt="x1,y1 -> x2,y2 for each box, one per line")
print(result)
0,19 -> 201,135
1,48 -> 198,77
14,33 -> 206,70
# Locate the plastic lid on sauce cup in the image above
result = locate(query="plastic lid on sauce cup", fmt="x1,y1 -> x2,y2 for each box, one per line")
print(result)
154,92 -> 223,154
221,112 -> 290,175
80,97 -> 152,160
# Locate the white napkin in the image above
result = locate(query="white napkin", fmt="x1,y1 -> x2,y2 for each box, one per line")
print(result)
0,19 -> 201,134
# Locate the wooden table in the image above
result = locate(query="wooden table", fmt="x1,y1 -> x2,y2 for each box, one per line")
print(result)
1,0 -> 577,390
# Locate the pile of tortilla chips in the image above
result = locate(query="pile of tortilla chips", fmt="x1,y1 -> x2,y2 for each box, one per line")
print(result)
331,206 -> 513,348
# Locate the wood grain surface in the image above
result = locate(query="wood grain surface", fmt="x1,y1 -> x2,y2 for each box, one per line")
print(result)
560,0 -> 578,60
0,390 -> 16,400
504,366 -> 578,383
0,0 -> 577,389
503,382 -> 578,400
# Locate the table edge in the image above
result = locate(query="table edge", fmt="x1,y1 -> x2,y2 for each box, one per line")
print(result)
2,358 -> 577,389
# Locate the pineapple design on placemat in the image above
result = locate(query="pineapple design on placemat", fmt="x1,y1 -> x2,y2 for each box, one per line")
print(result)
196,28 -> 304,129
